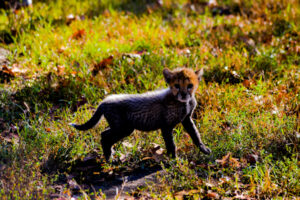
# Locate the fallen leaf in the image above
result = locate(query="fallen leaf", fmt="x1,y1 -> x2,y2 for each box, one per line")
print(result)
207,191 -> 219,199
219,176 -> 231,185
92,55 -> 114,76
0,65 -> 15,83
11,63 -> 28,75
208,0 -> 218,7
0,131 -> 19,143
233,194 -> 252,200
216,152 -> 231,166
56,65 -> 65,76
71,29 -> 86,40
150,143 -> 162,154
71,71 -> 77,76
103,9 -> 110,17
45,128 -> 51,132
57,46 -> 67,54
243,79 -> 256,89
68,132 -> 75,140
142,156 -> 154,161
205,182 -> 216,188
0,135 -> 11,143
243,79 -> 251,88
216,152 -> 240,168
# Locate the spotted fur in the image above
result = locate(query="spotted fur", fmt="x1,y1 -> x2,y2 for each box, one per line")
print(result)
71,68 -> 211,161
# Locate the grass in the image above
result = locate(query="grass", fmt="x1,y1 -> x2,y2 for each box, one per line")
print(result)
0,0 -> 299,199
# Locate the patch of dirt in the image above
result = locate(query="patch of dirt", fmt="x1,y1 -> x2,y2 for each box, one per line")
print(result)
0,47 -> 10,66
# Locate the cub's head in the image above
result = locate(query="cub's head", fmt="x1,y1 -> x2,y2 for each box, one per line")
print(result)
163,67 -> 203,103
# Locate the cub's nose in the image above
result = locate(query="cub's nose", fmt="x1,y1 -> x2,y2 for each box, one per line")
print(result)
181,92 -> 187,99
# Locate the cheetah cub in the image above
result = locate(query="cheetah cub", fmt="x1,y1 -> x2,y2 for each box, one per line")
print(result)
71,68 -> 211,161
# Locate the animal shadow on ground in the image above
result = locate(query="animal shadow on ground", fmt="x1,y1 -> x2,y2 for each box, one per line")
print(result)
42,151 -> 162,198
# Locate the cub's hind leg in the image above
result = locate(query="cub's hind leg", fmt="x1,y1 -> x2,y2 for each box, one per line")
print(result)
161,127 -> 176,158
101,127 -> 133,162
101,128 -> 113,162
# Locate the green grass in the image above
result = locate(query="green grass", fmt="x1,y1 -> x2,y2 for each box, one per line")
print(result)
0,0 -> 299,199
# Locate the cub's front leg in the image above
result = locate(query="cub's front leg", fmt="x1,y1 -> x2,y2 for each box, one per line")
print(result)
182,116 -> 211,155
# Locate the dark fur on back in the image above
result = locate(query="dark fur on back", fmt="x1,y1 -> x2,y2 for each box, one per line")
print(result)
71,68 -> 211,161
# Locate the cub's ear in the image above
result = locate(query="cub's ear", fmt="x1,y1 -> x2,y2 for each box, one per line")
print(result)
163,68 -> 173,84
195,68 -> 204,81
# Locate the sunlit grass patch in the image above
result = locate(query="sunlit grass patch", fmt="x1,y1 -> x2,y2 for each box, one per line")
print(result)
0,0 -> 299,199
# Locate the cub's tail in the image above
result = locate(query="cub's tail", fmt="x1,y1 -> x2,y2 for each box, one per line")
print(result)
70,104 -> 104,131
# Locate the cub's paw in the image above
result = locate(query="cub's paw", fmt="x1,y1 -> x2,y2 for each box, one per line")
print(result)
200,145 -> 211,155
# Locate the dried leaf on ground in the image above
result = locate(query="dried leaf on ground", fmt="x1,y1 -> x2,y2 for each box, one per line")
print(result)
11,63 -> 28,75
141,144 -> 165,162
206,191 -> 219,199
0,65 -> 15,83
70,29 -> 86,40
57,46 -> 67,54
219,176 -> 231,185
216,152 -> 240,168
1,128 -> 19,144
242,79 -> 256,89
151,143 -> 164,162
68,132 -> 75,140
233,193 -> 253,200
45,128 -> 51,132
208,0 -> 218,7
56,65 -> 65,76
92,55 -> 114,76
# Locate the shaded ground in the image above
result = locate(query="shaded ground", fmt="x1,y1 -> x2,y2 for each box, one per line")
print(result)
44,154 -> 163,199
93,167 -> 161,199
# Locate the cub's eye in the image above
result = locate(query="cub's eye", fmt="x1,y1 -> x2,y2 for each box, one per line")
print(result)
174,84 -> 180,89
187,84 -> 193,89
